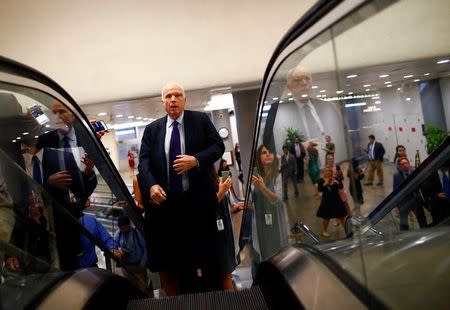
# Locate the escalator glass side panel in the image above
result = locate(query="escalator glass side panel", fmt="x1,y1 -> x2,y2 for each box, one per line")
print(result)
244,0 -> 450,304
0,67 -> 149,305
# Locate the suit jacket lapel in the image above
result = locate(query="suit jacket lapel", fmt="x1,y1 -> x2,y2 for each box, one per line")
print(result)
158,116 -> 168,180
184,111 -> 192,154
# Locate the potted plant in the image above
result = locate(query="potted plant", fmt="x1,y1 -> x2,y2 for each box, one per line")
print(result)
283,127 -> 305,150
424,123 -> 448,154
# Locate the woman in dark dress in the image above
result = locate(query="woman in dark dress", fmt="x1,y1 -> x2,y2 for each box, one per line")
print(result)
317,167 -> 347,237
212,167 -> 243,290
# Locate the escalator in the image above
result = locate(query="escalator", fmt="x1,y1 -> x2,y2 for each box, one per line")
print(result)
1,0 -> 450,309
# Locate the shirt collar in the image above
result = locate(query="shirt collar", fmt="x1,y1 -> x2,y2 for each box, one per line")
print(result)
57,127 -> 76,143
167,111 -> 184,129
294,98 -> 313,110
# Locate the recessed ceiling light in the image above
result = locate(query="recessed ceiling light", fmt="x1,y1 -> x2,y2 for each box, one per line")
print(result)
34,136 -> 39,138
363,84 -> 371,87
403,75 -> 413,79
436,59 -> 449,64
22,132 -> 29,135
346,74 -> 358,79
379,74 -> 389,78
365,89 -> 370,91
316,95 -> 322,98
301,94 -> 308,98
336,90 -> 344,94
288,97 -> 294,101
44,131 -> 49,134
16,137 -> 21,140
384,81 -> 392,84
45,124 -> 50,128
136,117 -> 142,120
406,97 -> 411,101
128,116 -> 134,119
287,93 -> 292,96
413,79 -> 420,82
272,97 -> 279,100
397,88 -> 401,91
386,85 -> 393,88
97,112 -> 107,116
312,86 -> 318,89
320,90 -> 326,93
279,100 -> 283,103
264,101 -> 268,104
374,101 -> 381,104
12,139 -> 16,142
116,114 -> 123,118
424,73 -> 430,76
348,92 -> 354,95
345,102 -> 366,107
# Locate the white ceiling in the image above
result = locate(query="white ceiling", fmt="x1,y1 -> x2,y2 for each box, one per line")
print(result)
0,0 -> 316,104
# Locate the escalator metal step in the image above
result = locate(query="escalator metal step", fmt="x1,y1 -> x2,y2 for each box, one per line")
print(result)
127,286 -> 269,310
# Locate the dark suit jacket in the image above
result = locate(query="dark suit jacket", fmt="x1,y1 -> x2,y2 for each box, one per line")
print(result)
290,142 -> 306,159
36,127 -> 97,270
367,141 -> 385,161
422,172 -> 450,225
138,110 -> 225,271
37,129 -> 97,206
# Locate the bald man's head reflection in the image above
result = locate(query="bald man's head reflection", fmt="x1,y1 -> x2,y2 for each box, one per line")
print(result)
287,66 -> 313,103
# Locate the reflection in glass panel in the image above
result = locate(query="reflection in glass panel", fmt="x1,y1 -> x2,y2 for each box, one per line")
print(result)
244,0 -> 449,294
0,83 -> 143,290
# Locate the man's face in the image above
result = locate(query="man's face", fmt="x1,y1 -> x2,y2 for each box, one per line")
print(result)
326,136 -> 331,143
399,159 -> 410,172
162,84 -> 186,120
287,67 -> 312,102
283,147 -> 288,155
369,137 -> 375,143
51,101 -> 74,128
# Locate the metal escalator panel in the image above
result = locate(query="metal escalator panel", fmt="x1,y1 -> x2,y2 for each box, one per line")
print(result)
0,57 -> 150,308
128,287 -> 268,310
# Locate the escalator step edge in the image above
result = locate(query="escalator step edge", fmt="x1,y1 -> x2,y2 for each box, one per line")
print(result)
127,286 -> 269,310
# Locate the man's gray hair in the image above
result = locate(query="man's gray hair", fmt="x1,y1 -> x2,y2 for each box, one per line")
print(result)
161,82 -> 186,100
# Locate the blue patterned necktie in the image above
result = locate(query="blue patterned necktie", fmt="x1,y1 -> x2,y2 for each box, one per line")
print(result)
442,173 -> 450,198
63,135 -> 77,172
32,155 -> 42,185
169,121 -> 182,195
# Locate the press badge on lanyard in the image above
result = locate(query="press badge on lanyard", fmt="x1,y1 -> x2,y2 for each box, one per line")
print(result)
265,213 -> 273,225
216,219 -> 224,231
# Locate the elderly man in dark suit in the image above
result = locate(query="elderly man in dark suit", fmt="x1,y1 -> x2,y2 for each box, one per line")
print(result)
36,100 -> 97,270
263,66 -> 347,164
138,82 -> 225,295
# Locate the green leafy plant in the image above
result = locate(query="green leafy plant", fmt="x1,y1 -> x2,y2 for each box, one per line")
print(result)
283,127 -> 305,150
424,123 -> 448,154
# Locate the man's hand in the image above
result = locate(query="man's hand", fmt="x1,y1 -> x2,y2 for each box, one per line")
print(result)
111,249 -> 123,260
437,192 -> 447,199
81,153 -> 94,174
48,171 -> 72,189
173,155 -> 198,174
150,184 -> 167,206
6,257 -> 20,272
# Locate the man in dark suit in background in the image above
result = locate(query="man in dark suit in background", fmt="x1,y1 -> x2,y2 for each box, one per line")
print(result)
365,134 -> 385,186
393,157 -> 426,230
138,82 -> 225,295
290,137 -> 306,182
263,66 -> 347,164
281,145 -> 298,200
422,160 -> 450,226
36,100 -> 97,270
